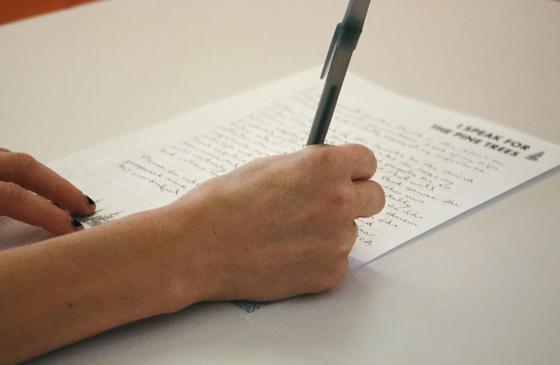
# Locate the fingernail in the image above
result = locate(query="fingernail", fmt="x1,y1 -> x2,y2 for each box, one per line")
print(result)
71,218 -> 84,231
85,195 -> 96,210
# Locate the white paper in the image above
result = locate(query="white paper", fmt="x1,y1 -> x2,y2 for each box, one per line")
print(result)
1,69 -> 559,270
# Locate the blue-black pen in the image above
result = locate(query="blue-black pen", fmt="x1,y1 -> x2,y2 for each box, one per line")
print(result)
306,0 -> 371,145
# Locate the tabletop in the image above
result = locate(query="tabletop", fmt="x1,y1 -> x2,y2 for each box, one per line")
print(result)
1,0 -> 559,364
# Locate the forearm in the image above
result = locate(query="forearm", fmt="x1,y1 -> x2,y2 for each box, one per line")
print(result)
0,144 -> 384,364
0,206 -> 196,364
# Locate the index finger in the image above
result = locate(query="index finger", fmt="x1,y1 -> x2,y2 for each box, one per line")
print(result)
0,152 -> 95,216
339,144 -> 377,181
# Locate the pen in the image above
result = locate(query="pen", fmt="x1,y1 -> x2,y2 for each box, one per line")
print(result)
306,0 -> 371,145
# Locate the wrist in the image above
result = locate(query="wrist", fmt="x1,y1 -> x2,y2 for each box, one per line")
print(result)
135,206 -> 203,314
148,197 -> 218,312
94,205 -> 207,316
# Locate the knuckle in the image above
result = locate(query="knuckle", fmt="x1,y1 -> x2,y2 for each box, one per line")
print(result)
372,181 -> 386,211
13,152 -> 38,170
367,150 -> 377,174
348,144 -> 377,165
328,185 -> 355,210
355,145 -> 377,175
348,143 -> 371,156
361,180 -> 385,216
0,181 -> 25,206
363,151 -> 377,176
313,147 -> 344,170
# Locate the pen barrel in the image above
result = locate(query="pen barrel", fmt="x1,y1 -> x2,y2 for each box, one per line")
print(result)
307,47 -> 353,145
342,0 -> 370,32
307,85 -> 340,145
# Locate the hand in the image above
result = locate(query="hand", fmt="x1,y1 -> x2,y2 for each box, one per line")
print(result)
0,148 -> 96,235
0,144 -> 383,362
166,144 -> 385,304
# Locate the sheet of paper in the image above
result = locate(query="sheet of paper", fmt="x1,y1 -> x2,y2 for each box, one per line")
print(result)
1,68 -> 559,270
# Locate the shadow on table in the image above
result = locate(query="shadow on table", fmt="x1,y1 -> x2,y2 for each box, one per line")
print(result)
26,265 -> 384,364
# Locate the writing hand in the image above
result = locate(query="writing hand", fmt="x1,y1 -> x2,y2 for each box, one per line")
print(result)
165,144 -> 385,305
0,148 -> 96,234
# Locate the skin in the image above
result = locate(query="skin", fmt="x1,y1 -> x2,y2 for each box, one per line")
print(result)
0,144 -> 385,364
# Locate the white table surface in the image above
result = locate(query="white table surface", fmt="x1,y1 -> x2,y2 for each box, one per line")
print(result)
1,0 -> 559,364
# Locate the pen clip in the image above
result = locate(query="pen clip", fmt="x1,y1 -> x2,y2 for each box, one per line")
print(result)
321,23 -> 342,80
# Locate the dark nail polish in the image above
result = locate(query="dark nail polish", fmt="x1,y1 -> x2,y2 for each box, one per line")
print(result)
71,218 -> 84,230
85,195 -> 95,206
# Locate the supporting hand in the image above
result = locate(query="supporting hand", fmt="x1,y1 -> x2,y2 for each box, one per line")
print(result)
0,148 -> 96,234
